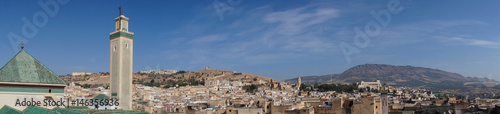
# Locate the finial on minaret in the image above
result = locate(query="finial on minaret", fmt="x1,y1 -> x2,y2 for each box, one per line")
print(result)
118,6 -> 123,16
21,40 -> 24,49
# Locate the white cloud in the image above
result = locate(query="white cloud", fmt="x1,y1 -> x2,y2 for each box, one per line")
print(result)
163,3 -> 344,66
263,7 -> 340,36
188,34 -> 227,44
448,37 -> 500,49
243,53 -> 305,64
366,20 -> 489,48
253,6 -> 341,55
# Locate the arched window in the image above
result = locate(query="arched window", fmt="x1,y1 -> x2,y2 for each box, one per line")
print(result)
49,89 -> 52,93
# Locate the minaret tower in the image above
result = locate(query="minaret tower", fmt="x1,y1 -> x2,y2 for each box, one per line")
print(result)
110,6 -> 133,110
297,76 -> 301,88
381,83 -> 388,114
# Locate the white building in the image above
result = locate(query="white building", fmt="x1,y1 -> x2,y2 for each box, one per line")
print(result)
139,69 -> 178,75
358,80 -> 382,90
72,72 -> 92,76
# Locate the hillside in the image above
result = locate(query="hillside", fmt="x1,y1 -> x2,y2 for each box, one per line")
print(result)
284,64 -> 499,89
60,69 -> 280,88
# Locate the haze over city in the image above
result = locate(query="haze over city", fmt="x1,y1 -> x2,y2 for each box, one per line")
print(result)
1,0 -> 500,81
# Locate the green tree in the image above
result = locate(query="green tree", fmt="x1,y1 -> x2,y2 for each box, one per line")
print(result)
177,70 -> 187,74
243,84 -> 259,93
300,83 -> 307,90
81,84 -> 92,88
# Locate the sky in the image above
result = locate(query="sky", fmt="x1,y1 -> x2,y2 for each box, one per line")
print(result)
1,0 -> 500,81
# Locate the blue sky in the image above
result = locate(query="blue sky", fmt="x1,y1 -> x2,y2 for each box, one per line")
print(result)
1,0 -> 500,81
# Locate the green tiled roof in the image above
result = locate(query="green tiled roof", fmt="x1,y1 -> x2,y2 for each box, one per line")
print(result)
0,87 -> 64,93
1,102 -> 149,114
64,106 -> 90,110
110,31 -> 134,39
56,106 -> 149,114
92,94 -> 110,101
0,50 -> 66,84
22,106 -> 57,114
0,106 -> 149,114
0,105 -> 21,114
52,107 -> 85,114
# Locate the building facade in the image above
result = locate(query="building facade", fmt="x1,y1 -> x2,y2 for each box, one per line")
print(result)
358,80 -> 382,90
72,72 -> 91,76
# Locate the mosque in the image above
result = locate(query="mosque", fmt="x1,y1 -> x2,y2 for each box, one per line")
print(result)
0,48 -> 67,111
0,8 -> 144,114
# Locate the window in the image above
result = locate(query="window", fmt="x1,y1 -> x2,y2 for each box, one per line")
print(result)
49,89 -> 52,93
114,46 -> 117,51
122,22 -> 127,31
125,43 -> 129,49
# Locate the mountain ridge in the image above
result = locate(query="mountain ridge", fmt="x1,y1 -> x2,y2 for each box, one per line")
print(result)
284,64 -> 499,90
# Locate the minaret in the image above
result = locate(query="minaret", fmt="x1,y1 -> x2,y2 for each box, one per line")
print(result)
110,7 -> 134,110
297,75 -> 301,90
381,84 -> 388,114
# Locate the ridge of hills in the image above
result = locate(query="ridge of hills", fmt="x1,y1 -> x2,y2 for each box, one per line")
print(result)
61,64 -> 498,91
284,64 -> 499,90
60,69 -> 280,88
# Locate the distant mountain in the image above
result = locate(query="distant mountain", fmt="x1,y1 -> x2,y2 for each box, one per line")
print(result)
284,64 -> 499,90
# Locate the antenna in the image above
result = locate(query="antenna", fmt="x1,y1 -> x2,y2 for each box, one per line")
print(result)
118,6 -> 123,15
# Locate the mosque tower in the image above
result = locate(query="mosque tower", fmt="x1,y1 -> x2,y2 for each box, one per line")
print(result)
110,7 -> 134,110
